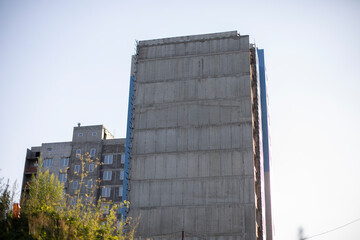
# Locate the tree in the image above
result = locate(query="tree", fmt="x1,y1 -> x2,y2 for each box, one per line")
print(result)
0,174 -> 33,239
22,156 -> 136,240
0,179 -> 12,221
24,159 -> 65,239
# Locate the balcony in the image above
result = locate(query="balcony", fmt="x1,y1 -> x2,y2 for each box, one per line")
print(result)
24,166 -> 37,174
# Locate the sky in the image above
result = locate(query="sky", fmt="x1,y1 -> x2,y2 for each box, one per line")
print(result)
0,0 -> 359,239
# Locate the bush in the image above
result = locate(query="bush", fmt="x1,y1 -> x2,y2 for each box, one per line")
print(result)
0,176 -> 33,239
1,156 -> 136,240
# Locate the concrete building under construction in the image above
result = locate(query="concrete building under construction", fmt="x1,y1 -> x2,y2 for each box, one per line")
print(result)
123,31 -> 273,240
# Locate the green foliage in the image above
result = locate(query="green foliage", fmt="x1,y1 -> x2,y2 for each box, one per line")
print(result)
0,180 -> 12,221
27,159 -> 64,215
0,155 -> 137,239
22,155 -> 136,240
0,175 -> 33,239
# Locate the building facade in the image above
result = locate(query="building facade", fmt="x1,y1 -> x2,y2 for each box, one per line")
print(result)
21,31 -> 273,240
21,125 -> 126,216
123,31 -> 273,240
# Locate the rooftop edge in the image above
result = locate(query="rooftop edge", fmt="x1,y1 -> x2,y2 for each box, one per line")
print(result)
138,31 -> 247,47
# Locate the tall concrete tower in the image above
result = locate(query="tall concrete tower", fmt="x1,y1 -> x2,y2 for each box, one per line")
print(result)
122,31 -> 273,240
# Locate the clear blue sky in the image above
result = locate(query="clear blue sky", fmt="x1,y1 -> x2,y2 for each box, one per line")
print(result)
0,1 -> 359,239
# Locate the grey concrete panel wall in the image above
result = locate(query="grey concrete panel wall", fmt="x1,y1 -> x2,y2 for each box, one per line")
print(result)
136,52 -> 250,84
41,142 -> 72,178
130,175 -> 255,208
132,125 -> 253,155
130,151 -> 253,181
128,32 -> 256,239
138,36 -> 250,60
130,204 -> 254,239
72,125 -> 105,142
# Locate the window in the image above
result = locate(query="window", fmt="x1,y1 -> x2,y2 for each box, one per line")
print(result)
61,158 -> 69,167
47,148 -> 52,152
119,186 -> 123,197
74,165 -> 80,173
44,158 -> 53,167
103,171 -> 112,181
92,132 -> 97,136
89,163 -> 94,172
104,155 -> 113,164
87,179 -> 93,188
59,173 -> 67,183
120,170 -> 124,180
76,149 -> 81,158
78,133 -> 83,137
90,148 -> 96,157
73,181 -> 78,189
102,187 -> 111,198
121,153 -> 125,164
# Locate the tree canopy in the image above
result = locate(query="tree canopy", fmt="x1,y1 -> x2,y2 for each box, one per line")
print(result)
0,157 -> 136,240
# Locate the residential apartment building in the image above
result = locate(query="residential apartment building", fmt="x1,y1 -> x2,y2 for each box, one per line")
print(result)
22,142 -> 71,192
123,31 -> 273,240
21,125 -> 126,216
21,31 -> 274,240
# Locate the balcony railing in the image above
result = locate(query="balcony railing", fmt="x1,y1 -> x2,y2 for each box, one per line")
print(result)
24,166 -> 37,174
